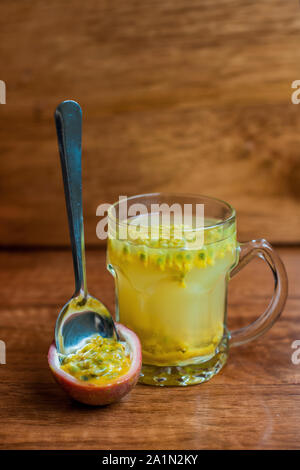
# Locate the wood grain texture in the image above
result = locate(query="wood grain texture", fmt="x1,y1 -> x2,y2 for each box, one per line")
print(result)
0,0 -> 300,246
0,246 -> 298,449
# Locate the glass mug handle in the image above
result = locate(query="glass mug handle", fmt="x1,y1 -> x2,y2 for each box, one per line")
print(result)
229,239 -> 288,347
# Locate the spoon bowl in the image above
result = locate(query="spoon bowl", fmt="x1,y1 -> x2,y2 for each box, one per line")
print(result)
54,100 -> 118,357
55,294 -> 117,356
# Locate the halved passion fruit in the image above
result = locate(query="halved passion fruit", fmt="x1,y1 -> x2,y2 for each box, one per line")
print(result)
48,323 -> 142,406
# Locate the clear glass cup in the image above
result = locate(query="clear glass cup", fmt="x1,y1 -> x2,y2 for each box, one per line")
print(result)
107,193 -> 288,386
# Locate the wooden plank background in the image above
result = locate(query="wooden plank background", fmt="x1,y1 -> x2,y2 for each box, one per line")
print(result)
0,0 -> 300,246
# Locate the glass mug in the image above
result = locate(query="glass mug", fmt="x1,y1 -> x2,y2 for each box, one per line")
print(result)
107,193 -> 288,386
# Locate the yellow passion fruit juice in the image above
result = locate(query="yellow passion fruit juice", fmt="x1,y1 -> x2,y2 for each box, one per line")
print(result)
107,213 -> 238,385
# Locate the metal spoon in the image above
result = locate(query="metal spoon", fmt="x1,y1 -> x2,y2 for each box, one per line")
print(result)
54,100 -> 118,357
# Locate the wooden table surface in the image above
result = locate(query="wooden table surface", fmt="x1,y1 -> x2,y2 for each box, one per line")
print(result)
0,246 -> 299,450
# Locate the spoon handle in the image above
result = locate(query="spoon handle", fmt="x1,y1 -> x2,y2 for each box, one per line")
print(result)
55,100 -> 87,297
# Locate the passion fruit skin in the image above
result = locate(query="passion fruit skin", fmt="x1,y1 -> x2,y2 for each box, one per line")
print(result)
48,323 -> 142,406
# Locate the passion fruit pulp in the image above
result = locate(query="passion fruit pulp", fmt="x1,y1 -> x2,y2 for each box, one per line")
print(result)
48,323 -> 142,406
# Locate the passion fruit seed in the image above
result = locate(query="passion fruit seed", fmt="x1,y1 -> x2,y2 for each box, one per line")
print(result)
108,221 -> 237,286
61,335 -> 131,385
